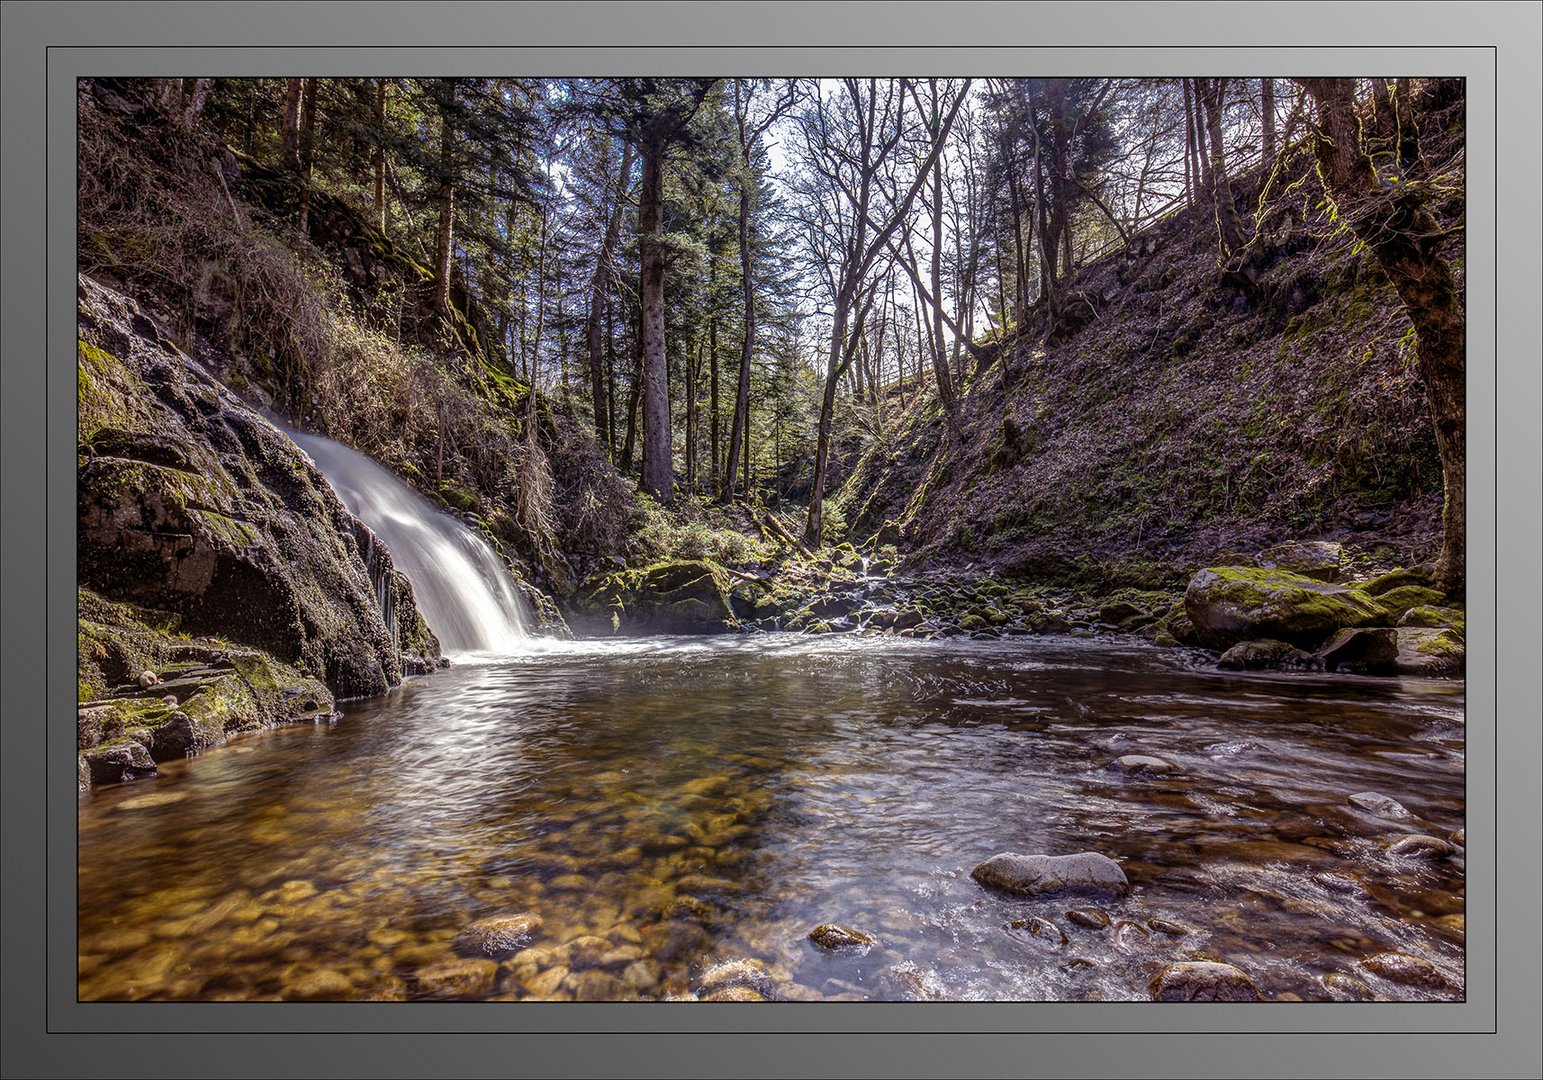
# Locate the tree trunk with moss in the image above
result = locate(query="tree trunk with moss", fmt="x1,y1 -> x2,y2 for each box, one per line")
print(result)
1299,78 -> 1465,595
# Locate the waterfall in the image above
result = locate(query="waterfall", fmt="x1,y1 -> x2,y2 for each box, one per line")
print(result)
286,429 -> 532,655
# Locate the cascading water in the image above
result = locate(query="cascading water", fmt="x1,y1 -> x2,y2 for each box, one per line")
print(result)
286,429 -> 532,655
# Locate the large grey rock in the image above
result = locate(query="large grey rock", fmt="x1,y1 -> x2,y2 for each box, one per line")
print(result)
81,739 -> 158,785
970,852 -> 1130,899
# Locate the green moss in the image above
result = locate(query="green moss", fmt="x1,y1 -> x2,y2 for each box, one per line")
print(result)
1374,585 -> 1447,620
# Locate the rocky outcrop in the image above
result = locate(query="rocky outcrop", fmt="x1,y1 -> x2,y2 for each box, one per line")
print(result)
77,274 -> 440,699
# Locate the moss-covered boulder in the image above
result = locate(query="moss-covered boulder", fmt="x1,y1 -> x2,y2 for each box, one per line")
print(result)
1393,627 -> 1465,676
1183,566 -> 1385,650
569,559 -> 738,636
1398,604 -> 1465,638
77,275 -> 440,696
1373,585 -> 1448,622
1359,566 -> 1436,597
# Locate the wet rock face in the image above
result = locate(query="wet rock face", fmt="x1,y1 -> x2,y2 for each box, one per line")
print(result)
1358,952 -> 1453,991
1183,567 -> 1384,651
76,275 -> 439,697
1148,961 -> 1262,1002
970,852 -> 1130,900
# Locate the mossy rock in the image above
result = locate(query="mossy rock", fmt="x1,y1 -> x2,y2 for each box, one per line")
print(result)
1393,627 -> 1465,676
1359,566 -> 1436,597
1184,566 -> 1385,650
1217,639 -> 1320,672
436,482 -> 482,515
957,614 -> 988,632
1398,604 -> 1465,638
1373,585 -> 1448,622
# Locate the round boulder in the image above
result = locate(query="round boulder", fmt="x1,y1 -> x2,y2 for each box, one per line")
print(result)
808,924 -> 877,954
971,852 -> 1130,899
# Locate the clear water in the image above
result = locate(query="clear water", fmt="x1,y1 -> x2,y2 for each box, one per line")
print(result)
76,634 -> 1464,1002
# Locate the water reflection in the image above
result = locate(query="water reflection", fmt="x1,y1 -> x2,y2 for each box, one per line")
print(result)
78,635 -> 1464,1002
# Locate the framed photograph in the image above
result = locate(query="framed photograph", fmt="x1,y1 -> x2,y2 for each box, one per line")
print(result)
3,2 -> 1539,1077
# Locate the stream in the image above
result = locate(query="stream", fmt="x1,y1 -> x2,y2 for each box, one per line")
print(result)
77,632 -> 1465,1002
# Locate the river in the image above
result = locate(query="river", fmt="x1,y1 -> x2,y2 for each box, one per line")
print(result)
77,632 -> 1465,1002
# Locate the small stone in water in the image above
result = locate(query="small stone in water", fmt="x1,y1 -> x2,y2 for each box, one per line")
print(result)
808,924 -> 877,953
1387,834 -> 1456,861
416,958 -> 498,998
452,913 -> 543,959
117,791 -> 188,811
1148,918 -> 1191,937
1347,791 -> 1413,819
1065,907 -> 1111,930
1449,828 -> 1465,847
1113,755 -> 1178,775
1148,961 -> 1261,1002
1006,916 -> 1066,950
701,985 -> 765,1002
696,958 -> 774,997
1312,871 -> 1369,898
284,968 -> 353,1001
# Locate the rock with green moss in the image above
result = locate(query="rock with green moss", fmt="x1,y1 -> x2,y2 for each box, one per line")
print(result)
1359,566 -> 1436,597
1183,566 -> 1385,650
1398,605 -> 1465,638
1255,540 -> 1343,582
77,275 -> 440,697
1393,627 -> 1464,676
1217,639 -> 1321,672
1373,585 -> 1448,622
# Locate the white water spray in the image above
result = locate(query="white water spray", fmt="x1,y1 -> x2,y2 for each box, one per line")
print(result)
288,430 -> 531,655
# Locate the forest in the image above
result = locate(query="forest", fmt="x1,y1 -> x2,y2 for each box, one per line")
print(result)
75,74 -> 1468,1005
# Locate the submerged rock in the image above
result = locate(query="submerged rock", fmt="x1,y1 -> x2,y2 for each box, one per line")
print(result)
1065,907 -> 1111,930
415,957 -> 499,998
1148,961 -> 1261,1001
1387,834 -> 1456,861
808,924 -> 877,953
1006,916 -> 1066,950
453,913 -> 543,959
1183,567 -> 1384,651
970,851 -> 1130,899
1320,972 -> 1375,1001
1358,952 -> 1453,991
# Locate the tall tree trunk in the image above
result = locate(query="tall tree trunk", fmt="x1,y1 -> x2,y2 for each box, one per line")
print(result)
621,327 -> 643,475
723,172 -> 755,501
1181,78 -> 1196,208
708,308 -> 720,496
637,134 -> 673,501
373,79 -> 387,232
1198,78 -> 1247,257
297,77 -> 318,236
587,139 -> 634,457
432,92 -> 456,318
1300,78 -> 1465,594
1261,78 -> 1277,164
685,336 -> 700,492
281,78 -> 303,171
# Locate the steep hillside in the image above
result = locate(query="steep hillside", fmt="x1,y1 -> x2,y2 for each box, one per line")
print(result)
835,141 -> 1461,589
